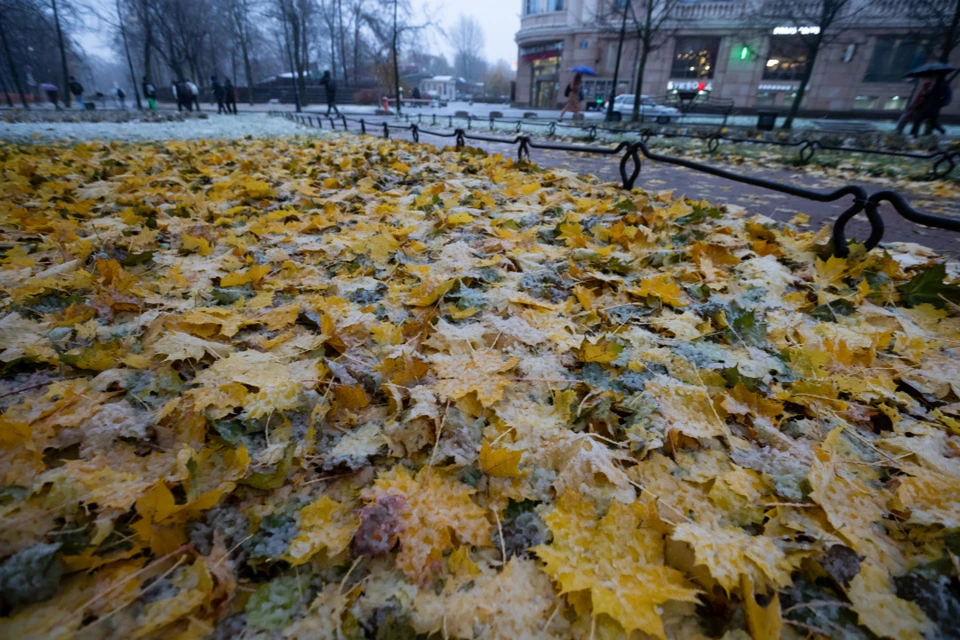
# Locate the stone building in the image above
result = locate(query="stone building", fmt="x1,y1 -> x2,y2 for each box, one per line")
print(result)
515,0 -> 960,118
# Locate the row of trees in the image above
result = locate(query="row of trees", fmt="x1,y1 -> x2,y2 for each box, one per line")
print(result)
599,0 -> 960,128
0,0 -> 443,110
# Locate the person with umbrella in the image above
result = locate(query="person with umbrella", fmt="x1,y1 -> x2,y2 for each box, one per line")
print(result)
39,82 -> 61,110
897,62 -> 954,136
559,65 -> 594,121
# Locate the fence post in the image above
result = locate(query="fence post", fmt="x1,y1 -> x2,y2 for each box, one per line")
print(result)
360,119 -> 366,134
383,122 -> 389,139
342,114 -> 347,129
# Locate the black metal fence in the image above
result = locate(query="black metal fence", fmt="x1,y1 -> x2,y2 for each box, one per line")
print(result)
391,112 -> 959,180
272,111 -> 960,257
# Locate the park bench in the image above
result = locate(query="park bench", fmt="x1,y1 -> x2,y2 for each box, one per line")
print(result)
813,120 -> 877,134
664,91 -> 735,125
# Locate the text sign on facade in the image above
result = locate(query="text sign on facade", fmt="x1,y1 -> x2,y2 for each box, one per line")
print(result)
772,26 -> 821,35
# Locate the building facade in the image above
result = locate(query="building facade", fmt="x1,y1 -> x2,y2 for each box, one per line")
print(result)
515,0 -> 960,118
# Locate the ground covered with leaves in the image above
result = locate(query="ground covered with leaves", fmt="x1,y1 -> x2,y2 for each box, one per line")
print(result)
1,135 -> 960,640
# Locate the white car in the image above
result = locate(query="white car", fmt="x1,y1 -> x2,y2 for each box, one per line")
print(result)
610,95 -> 680,123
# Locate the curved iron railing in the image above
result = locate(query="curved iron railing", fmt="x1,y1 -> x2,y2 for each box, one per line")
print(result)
272,111 -> 960,257
391,112 -> 959,180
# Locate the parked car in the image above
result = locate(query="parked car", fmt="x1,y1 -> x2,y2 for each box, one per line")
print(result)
610,95 -> 680,123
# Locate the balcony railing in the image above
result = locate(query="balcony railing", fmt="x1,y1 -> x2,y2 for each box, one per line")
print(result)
673,2 -> 746,22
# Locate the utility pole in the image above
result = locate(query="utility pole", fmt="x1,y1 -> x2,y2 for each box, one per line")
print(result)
605,0 -> 630,121
51,0 -> 71,108
392,0 -> 402,115
116,0 -> 142,109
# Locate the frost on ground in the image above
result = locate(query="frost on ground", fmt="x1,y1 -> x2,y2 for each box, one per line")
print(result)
0,113 -> 308,143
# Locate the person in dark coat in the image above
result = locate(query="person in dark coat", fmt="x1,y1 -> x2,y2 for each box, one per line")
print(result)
923,74 -> 952,135
142,76 -> 157,110
320,70 -> 340,115
211,75 -> 226,114
68,75 -> 84,108
223,78 -> 238,114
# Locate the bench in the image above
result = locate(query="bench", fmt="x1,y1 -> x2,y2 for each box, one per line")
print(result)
813,120 -> 877,134
664,92 -> 735,124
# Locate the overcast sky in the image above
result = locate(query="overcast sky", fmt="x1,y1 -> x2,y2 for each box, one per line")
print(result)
419,0 -> 521,64
77,0 -> 522,68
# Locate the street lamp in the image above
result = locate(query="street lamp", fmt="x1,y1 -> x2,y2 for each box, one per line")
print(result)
605,0 -> 630,122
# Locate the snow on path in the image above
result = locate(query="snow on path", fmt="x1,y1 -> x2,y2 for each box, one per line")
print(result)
0,113 -> 311,144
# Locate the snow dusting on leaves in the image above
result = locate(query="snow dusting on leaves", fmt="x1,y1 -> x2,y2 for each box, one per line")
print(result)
0,132 -> 958,639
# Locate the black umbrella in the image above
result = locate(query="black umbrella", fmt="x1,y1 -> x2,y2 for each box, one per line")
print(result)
905,62 -> 955,77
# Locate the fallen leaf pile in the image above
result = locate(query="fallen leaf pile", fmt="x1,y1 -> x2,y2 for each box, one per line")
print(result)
2,135 -> 960,639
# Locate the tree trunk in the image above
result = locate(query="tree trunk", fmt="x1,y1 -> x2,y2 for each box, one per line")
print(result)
337,0 -> 348,82
782,37 -> 821,130
0,16 -> 29,108
0,69 -> 13,108
51,0 -> 71,107
631,0 -> 653,122
393,0 -> 401,115
940,0 -> 960,62
281,6 -> 301,111
353,6 -> 360,83
241,37 -> 254,104
117,0 -> 142,109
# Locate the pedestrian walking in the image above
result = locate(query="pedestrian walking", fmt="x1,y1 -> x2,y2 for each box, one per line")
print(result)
896,76 -> 935,136
223,78 -> 237,114
142,77 -> 157,110
40,82 -> 61,110
211,75 -> 226,114
320,70 -> 340,116
113,82 -> 126,109
924,74 -> 952,135
68,75 -> 84,109
558,72 -> 583,121
186,79 -> 200,112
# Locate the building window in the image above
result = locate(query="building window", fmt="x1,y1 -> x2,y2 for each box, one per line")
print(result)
864,38 -> 930,83
755,91 -> 775,107
853,95 -> 879,110
548,0 -> 564,10
524,0 -> 540,15
763,37 -> 809,81
671,37 -> 720,79
580,39 -> 590,49
884,95 -> 909,110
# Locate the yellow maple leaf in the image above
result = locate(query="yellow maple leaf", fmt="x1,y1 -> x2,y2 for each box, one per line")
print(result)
430,348 -> 519,407
363,467 -> 492,584
478,441 -> 522,478
630,274 -> 687,306
285,496 -> 358,565
533,494 -> 699,639
847,563 -> 933,640
672,521 -> 794,592
134,558 -> 214,638
220,263 -> 270,287
646,375 -> 728,441
580,338 -> 623,363
181,234 -> 213,256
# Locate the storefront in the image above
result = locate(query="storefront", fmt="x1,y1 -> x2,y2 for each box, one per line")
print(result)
521,42 -> 563,108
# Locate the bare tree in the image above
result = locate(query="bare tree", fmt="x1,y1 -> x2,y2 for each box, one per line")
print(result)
448,14 -> 485,82
50,0 -> 72,106
908,0 -> 960,64
0,1 -> 31,107
753,0 -> 863,129
628,0 -> 682,122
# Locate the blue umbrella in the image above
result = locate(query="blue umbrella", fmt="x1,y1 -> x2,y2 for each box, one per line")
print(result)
568,65 -> 597,76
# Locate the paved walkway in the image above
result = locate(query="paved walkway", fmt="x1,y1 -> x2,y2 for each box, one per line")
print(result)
351,120 -> 960,257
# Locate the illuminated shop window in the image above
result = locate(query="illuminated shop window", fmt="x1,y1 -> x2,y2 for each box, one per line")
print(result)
852,95 -> 879,110
671,37 -> 720,79
763,37 -> 808,81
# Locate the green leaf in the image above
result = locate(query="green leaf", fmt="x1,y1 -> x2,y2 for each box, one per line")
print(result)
245,575 -> 307,631
0,542 -> 64,607
721,366 -> 763,392
897,263 -> 960,309
808,299 -> 857,321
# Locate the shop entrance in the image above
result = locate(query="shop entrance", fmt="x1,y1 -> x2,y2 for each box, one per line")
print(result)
531,56 -> 560,108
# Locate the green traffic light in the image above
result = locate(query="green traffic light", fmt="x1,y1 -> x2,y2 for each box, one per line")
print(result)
740,46 -> 749,60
